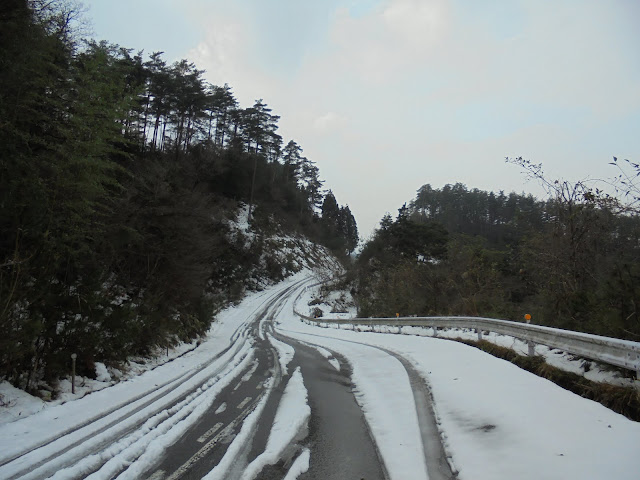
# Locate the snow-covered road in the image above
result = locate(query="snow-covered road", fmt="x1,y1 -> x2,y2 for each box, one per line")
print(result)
2,270 -> 639,480
0,276 -> 310,479
277,282 -> 640,480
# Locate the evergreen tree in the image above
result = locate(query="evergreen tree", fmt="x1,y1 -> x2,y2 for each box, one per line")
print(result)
321,191 -> 340,225
208,84 -> 237,147
0,0 -> 353,388
282,140 -> 303,183
340,206 -> 359,254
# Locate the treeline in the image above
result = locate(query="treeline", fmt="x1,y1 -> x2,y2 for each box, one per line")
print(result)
0,1 -> 356,390
353,177 -> 640,341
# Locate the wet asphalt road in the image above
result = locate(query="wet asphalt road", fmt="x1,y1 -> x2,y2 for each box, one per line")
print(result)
278,336 -> 387,480
144,285 -> 387,480
146,336 -> 276,480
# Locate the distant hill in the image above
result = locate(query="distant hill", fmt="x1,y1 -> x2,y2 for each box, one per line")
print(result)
352,182 -> 640,342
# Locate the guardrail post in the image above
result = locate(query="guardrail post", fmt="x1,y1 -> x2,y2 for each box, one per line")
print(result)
432,327 -> 438,338
527,341 -> 535,356
476,329 -> 483,341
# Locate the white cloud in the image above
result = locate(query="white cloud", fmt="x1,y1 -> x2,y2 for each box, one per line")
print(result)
381,0 -> 447,46
179,0 -> 639,236
313,112 -> 349,132
188,22 -> 244,78
324,0 -> 449,85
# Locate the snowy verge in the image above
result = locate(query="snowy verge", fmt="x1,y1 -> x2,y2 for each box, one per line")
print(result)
0,340 -> 201,426
241,367 -> 310,480
267,333 -> 296,375
321,323 -> 637,387
283,448 -> 310,480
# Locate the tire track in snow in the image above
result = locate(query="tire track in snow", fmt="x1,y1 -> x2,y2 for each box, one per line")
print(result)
279,328 -> 457,480
134,280 -> 312,480
1,280 -> 306,480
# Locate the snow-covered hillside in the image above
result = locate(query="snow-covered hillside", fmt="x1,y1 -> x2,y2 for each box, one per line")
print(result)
0,204 -> 339,423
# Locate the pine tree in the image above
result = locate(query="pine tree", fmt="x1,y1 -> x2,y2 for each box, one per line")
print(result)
340,206 -> 359,254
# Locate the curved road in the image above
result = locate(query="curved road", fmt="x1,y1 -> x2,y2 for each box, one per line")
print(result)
0,276 -> 452,480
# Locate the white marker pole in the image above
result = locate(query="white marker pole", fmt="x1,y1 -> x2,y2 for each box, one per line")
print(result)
71,353 -> 77,394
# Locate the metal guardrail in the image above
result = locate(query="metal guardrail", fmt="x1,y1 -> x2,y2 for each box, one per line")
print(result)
293,297 -> 640,378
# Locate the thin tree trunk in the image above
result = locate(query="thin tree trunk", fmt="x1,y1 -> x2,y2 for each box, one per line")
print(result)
161,119 -> 167,152
141,94 -> 150,154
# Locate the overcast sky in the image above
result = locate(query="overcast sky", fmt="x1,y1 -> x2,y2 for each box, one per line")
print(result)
87,0 -> 640,238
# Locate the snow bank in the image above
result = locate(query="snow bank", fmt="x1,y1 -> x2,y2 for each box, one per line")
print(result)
0,382 -> 45,423
267,333 -> 295,375
331,323 -> 637,387
94,363 -> 111,383
283,448 -> 310,480
241,367 -> 310,480
0,338 -> 204,427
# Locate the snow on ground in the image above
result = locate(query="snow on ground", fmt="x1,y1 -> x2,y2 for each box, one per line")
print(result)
227,202 -> 339,289
0,382 -> 46,423
1,340 -> 257,480
297,341 -> 341,371
4,269 -> 638,480
306,284 -> 356,320
241,367 -> 310,480
202,378 -> 275,480
0,340 -> 202,425
296,285 -> 637,387
282,448 -> 310,480
277,281 -> 640,480
276,326 -> 430,479
0,273 -> 310,479
348,325 -> 636,387
58,349 -> 256,480
227,203 -> 254,247
267,333 -> 296,375
316,336 -> 428,479
0,204 -> 329,425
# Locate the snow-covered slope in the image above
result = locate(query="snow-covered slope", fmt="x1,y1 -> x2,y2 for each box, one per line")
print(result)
0,203 -> 337,420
